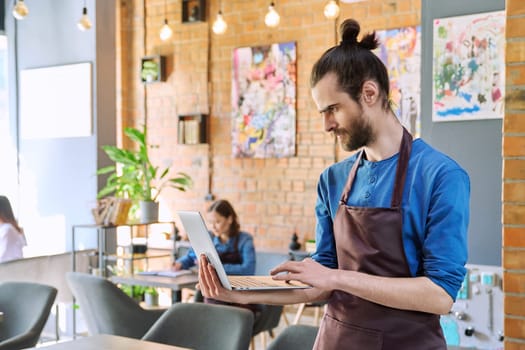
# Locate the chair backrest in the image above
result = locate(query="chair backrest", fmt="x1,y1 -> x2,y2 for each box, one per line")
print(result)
267,325 -> 319,350
252,250 -> 289,336
143,302 -> 254,350
0,281 -> 57,349
65,272 -> 162,339
254,250 -> 289,276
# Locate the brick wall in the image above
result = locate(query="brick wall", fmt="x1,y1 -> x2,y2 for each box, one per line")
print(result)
117,0 -> 421,250
118,0 -> 525,346
503,0 -> 525,348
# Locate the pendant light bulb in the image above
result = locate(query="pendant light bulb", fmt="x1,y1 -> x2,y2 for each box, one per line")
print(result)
77,7 -> 92,31
264,2 -> 280,28
324,0 -> 340,19
12,0 -> 29,20
160,19 -> 173,41
212,11 -> 227,35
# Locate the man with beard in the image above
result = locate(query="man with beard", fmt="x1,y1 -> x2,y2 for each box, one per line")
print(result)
198,18 -> 469,350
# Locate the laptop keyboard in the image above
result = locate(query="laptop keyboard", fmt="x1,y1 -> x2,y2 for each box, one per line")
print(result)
228,276 -> 288,288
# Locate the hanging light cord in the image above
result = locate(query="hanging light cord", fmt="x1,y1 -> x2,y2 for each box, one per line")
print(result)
143,0 -> 148,126
206,0 -> 215,200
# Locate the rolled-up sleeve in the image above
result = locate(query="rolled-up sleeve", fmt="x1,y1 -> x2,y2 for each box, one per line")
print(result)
422,168 -> 470,300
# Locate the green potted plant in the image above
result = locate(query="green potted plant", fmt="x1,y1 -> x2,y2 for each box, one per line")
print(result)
144,287 -> 159,307
96,124 -> 193,223
120,284 -> 147,303
141,60 -> 159,83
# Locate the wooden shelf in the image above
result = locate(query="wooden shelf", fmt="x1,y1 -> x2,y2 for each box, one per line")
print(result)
177,114 -> 208,144
72,221 -> 177,277
182,0 -> 205,23
140,55 -> 166,83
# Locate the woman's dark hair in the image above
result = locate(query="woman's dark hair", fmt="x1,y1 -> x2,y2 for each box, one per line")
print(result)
0,196 -> 22,233
310,18 -> 391,110
207,199 -> 240,236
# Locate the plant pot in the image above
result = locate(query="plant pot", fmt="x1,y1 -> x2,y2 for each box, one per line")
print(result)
140,200 -> 159,223
144,292 -> 159,307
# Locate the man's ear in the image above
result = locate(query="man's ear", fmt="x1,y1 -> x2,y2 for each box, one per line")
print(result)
361,80 -> 380,106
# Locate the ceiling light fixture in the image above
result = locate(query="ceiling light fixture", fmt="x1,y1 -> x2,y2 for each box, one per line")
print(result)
324,0 -> 340,19
159,0 -> 172,41
12,0 -> 29,20
77,0 -> 92,31
160,19 -> 173,41
212,10 -> 227,35
264,2 -> 280,28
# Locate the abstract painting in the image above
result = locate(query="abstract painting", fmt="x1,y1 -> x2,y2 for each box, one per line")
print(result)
432,11 -> 505,122
231,42 -> 296,158
375,26 -> 421,137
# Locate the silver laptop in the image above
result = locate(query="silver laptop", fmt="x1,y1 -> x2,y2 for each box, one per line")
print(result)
177,210 -> 310,291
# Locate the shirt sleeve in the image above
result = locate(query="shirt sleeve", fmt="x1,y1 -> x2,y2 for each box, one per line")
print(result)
422,168 -> 470,301
0,226 -> 9,262
223,233 -> 256,275
311,171 -> 338,269
176,247 -> 197,270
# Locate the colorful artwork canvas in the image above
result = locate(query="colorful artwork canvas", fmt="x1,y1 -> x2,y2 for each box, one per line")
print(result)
231,42 -> 296,158
432,11 -> 505,122
375,26 -> 421,137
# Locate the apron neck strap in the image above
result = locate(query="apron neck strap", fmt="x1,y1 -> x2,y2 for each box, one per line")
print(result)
339,150 -> 364,205
339,128 -> 413,208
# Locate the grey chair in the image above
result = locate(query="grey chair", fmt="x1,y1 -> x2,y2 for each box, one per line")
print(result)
65,272 -> 166,339
0,281 -> 57,349
267,325 -> 319,350
142,302 -> 254,350
251,250 -> 291,349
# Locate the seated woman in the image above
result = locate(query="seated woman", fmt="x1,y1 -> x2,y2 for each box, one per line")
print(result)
0,195 -> 26,263
173,199 -> 257,311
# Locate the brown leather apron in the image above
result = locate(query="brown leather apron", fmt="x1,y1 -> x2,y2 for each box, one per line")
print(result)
314,128 -> 446,350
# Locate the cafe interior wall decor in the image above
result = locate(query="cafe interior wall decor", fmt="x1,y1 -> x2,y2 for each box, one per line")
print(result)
231,41 -> 297,158
432,10 -> 505,122
375,25 -> 422,137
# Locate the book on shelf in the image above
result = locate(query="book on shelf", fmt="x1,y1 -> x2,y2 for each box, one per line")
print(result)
183,119 -> 200,144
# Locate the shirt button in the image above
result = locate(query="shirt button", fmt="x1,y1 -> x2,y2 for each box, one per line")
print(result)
364,192 -> 370,198
369,176 -> 376,184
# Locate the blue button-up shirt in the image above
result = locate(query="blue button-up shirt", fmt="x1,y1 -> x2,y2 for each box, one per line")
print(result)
311,138 -> 470,300
176,231 -> 256,275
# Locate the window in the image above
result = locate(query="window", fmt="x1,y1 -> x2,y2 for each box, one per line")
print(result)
0,35 -> 17,202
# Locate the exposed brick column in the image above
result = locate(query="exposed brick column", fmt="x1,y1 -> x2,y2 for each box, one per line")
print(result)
503,0 -> 525,348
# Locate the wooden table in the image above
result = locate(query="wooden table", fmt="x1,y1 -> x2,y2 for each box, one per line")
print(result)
110,273 -> 199,302
32,334 -> 192,350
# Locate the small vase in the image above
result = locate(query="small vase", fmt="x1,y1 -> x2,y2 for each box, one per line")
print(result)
140,200 -> 159,223
289,233 -> 301,251
144,292 -> 159,307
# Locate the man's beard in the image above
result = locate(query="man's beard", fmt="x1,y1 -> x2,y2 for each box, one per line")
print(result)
337,113 -> 373,152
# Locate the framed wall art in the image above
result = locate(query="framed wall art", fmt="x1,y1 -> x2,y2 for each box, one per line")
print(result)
432,11 -> 505,122
375,25 -> 421,137
231,41 -> 297,158
182,0 -> 205,23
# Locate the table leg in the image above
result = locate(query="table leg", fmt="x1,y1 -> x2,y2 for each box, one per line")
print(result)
171,289 -> 182,303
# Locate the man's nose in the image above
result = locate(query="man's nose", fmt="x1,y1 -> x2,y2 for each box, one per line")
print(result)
323,114 -> 335,132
